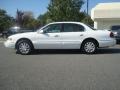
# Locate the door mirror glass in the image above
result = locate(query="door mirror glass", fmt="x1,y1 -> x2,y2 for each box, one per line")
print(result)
38,30 -> 44,34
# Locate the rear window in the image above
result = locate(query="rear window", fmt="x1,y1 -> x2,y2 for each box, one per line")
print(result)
63,23 -> 84,32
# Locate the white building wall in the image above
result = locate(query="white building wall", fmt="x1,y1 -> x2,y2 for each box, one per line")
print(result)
95,20 -> 120,30
91,3 -> 120,30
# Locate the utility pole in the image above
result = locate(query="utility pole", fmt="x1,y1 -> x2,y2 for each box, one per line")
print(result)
87,0 -> 89,15
86,0 -> 89,24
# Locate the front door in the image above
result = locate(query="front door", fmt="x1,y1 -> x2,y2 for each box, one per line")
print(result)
35,24 -> 62,49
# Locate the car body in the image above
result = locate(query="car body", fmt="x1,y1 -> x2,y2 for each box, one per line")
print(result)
4,22 -> 116,54
110,25 -> 120,44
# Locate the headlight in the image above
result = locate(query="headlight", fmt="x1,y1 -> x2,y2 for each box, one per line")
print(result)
8,38 -> 13,41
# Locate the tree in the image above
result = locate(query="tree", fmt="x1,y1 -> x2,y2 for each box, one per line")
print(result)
47,0 -> 84,22
37,12 -> 53,26
81,13 -> 94,26
23,18 -> 40,30
0,9 -> 14,32
16,10 -> 24,27
16,10 -> 40,30
37,13 -> 48,26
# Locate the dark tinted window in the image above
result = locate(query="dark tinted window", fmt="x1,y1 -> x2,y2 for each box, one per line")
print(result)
63,23 -> 84,32
43,24 -> 61,33
111,25 -> 120,31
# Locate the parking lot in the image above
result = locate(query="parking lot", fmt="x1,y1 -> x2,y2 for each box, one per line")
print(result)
0,42 -> 120,90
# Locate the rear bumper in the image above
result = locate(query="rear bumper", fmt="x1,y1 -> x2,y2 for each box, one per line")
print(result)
99,39 -> 116,47
4,40 -> 15,48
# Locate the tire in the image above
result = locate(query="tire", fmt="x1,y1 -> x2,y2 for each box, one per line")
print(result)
16,40 -> 32,55
82,40 -> 97,54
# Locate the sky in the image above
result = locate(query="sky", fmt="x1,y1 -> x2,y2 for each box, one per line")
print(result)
0,0 -> 120,18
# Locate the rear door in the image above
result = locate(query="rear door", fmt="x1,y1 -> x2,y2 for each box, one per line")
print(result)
61,23 -> 85,49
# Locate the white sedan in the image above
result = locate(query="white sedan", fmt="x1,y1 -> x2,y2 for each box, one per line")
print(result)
4,22 -> 116,55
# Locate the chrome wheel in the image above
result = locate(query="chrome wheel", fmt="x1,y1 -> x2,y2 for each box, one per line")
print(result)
84,41 -> 96,53
18,42 -> 30,54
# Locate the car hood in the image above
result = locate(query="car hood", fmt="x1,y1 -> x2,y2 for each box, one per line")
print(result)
8,32 -> 36,39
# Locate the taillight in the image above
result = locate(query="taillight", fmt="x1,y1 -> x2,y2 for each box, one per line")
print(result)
110,32 -> 114,38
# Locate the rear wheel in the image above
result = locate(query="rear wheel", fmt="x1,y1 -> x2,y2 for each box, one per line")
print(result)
16,40 -> 32,55
82,40 -> 97,54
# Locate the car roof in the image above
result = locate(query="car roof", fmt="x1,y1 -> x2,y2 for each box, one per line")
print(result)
48,21 -> 84,25
39,21 -> 91,31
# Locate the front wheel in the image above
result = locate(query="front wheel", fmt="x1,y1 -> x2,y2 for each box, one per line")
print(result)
16,40 -> 32,55
82,40 -> 97,54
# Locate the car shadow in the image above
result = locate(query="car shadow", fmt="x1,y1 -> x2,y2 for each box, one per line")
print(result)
31,49 -> 83,55
96,48 -> 120,54
29,47 -> 120,55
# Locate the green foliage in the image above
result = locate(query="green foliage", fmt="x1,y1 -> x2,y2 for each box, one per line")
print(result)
23,18 -> 40,30
0,0 -> 94,32
0,9 -> 14,32
16,10 -> 40,30
81,14 -> 94,26
38,12 -> 49,26
37,0 -> 94,27
47,0 -> 84,21
37,12 -> 53,27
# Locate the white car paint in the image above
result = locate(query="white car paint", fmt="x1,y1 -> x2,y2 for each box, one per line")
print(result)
4,22 -> 116,50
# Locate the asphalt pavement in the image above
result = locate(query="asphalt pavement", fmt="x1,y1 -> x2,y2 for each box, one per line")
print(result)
0,43 -> 120,90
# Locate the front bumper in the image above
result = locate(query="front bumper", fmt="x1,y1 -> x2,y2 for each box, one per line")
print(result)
4,40 -> 15,48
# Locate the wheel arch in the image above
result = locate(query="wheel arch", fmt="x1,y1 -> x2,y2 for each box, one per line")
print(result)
15,38 -> 34,49
81,38 -> 99,49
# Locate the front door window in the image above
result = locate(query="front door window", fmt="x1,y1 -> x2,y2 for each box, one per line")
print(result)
43,24 -> 61,33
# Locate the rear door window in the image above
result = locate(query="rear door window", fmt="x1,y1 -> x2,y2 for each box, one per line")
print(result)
63,23 -> 84,32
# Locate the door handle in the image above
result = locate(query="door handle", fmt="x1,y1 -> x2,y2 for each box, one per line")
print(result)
80,34 -> 84,36
54,35 -> 59,37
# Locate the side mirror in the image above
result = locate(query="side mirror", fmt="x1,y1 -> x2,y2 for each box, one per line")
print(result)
40,30 -> 44,33
38,30 -> 44,34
